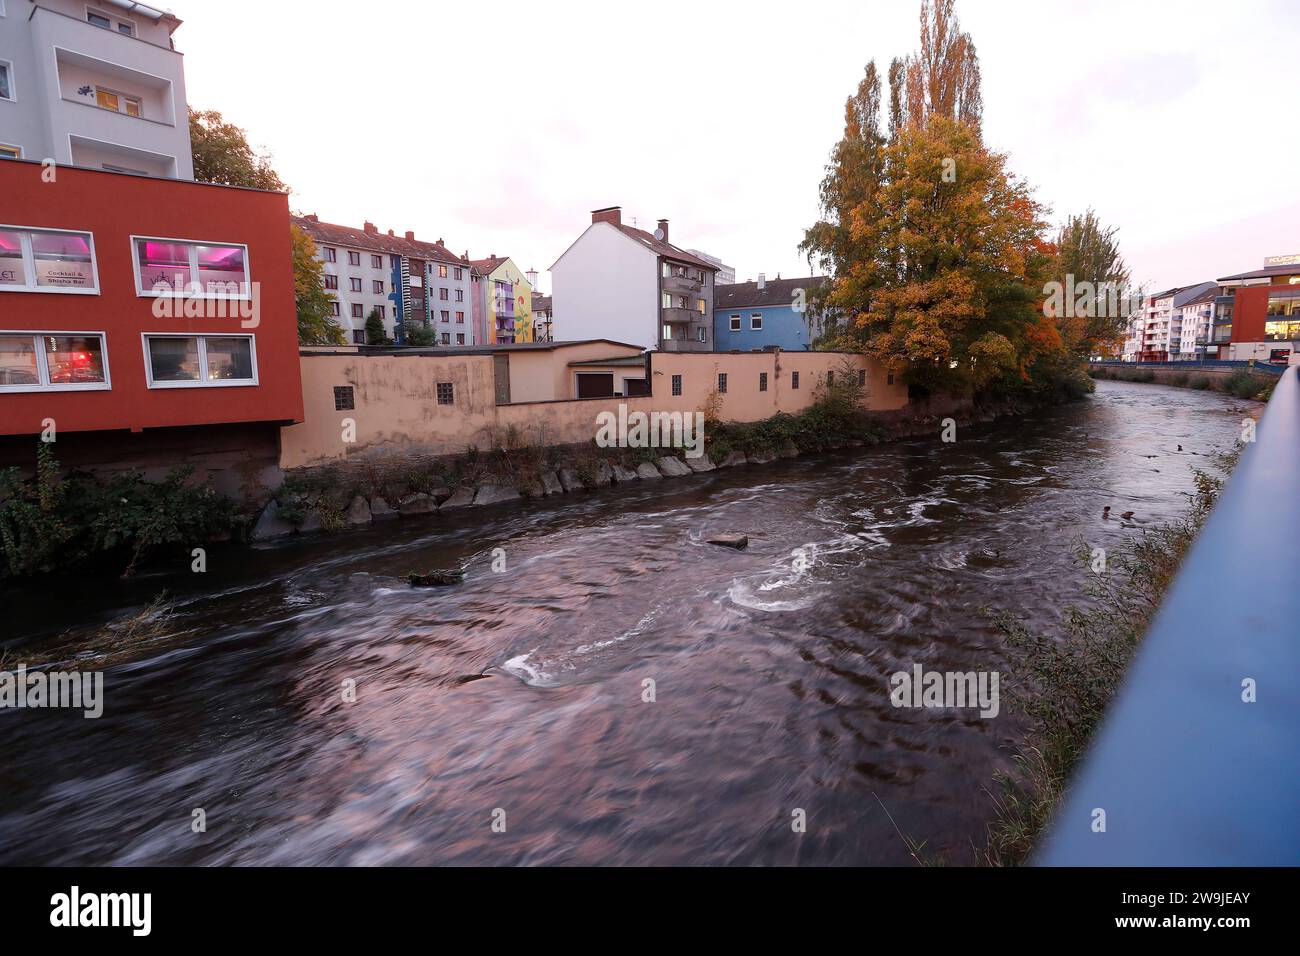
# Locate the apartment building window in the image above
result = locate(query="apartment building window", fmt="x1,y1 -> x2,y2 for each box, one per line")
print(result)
697,299 -> 706,314
323,247 -> 336,262
662,292 -> 672,309
348,277 -> 361,292
671,374 -> 682,396
371,254 -> 382,269
348,251 -> 360,266
94,88 -> 141,117
323,274 -> 338,290
351,330 -> 364,344
439,288 -> 449,300
87,10 -> 111,28
454,267 -> 463,280
729,314 -> 741,331
0,227 -> 98,293
791,370 -> 800,390
717,373 -> 727,394
372,280 -> 383,294
759,372 -> 768,392
456,333 -> 465,345
333,386 -> 355,411
0,145 -> 20,159
351,304 -> 363,318
662,324 -> 672,340
441,310 -> 450,322
456,311 -> 464,324
132,238 -> 249,296
436,382 -> 454,405
455,289 -> 464,302
750,314 -> 763,330
330,302 -> 340,316
697,327 -> 707,342
438,265 -> 448,278
441,333 -> 450,345
0,61 -> 10,101
143,334 -> 256,388
0,332 -> 109,391
858,369 -> 866,386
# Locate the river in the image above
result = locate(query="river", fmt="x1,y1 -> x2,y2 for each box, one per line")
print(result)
0,380 -> 1253,865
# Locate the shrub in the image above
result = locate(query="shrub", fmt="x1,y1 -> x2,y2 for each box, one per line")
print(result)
403,322 -> 437,347
1188,375 -> 1210,390
1223,369 -> 1263,399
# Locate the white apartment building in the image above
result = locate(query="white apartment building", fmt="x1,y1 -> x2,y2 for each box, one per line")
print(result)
293,215 -> 474,345
1171,282 -> 1217,360
686,247 -> 735,285
0,0 -> 194,177
551,206 -> 718,352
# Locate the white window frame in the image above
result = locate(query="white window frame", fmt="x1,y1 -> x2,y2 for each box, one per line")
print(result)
140,333 -> 258,389
0,330 -> 111,393
729,314 -> 741,331
0,224 -> 100,295
751,313 -> 763,330
93,85 -> 142,117
130,235 -> 251,300
0,57 -> 13,102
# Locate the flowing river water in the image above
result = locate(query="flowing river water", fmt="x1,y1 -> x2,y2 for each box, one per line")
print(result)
0,381 -> 1253,865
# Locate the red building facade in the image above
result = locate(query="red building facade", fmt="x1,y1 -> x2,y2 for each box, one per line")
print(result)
1,161 -> 302,438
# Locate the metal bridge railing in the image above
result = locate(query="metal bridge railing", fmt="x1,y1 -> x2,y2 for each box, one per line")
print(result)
1038,365 -> 1300,865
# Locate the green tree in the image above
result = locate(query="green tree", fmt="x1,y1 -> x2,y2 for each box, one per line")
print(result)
189,108 -> 287,191
1049,209 -> 1132,357
292,224 -> 345,345
365,308 -> 389,346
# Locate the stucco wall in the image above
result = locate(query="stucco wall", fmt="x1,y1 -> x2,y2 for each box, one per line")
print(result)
550,223 -> 658,349
281,348 -> 909,469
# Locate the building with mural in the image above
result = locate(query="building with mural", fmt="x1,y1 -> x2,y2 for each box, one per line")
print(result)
471,255 -> 533,344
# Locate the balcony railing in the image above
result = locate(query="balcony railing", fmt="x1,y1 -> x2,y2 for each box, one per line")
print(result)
1039,366 -> 1299,865
663,274 -> 702,294
661,307 -> 699,324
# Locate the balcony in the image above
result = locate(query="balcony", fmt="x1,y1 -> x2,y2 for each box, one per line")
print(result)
663,274 -> 702,294
661,307 -> 700,324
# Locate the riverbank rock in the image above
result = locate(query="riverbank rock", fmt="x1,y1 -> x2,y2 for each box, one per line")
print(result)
657,456 -> 692,477
611,464 -> 639,483
251,500 -> 294,541
707,533 -> 749,549
635,461 -> 662,480
428,486 -> 453,504
474,484 -> 521,506
558,468 -> 585,492
540,471 -> 564,496
685,454 -> 715,473
345,496 -> 372,526
718,451 -> 748,468
297,509 -> 323,534
521,479 -> 545,498
439,488 -> 476,510
398,492 -> 438,516
370,496 -> 397,521
748,449 -> 776,465
592,461 -> 613,487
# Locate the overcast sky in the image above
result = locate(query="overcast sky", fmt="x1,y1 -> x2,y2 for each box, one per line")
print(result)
182,0 -> 1297,294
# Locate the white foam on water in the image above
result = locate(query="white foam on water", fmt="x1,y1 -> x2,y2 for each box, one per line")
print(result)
501,650 -> 557,687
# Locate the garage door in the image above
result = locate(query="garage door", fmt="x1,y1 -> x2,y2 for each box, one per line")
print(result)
576,373 -> 614,398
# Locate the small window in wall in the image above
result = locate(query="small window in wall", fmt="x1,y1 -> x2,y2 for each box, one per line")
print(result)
697,327 -> 707,343
333,386 -> 354,410
827,370 -> 834,385
671,374 -> 682,396
717,372 -> 727,394
759,372 -> 768,392
94,88 -> 141,117
87,10 -> 112,28
143,334 -> 256,388
0,145 -> 21,159
351,329 -> 363,344
791,370 -> 800,390
0,332 -> 109,391
858,369 -> 866,386
436,382 -> 454,405
887,371 -> 894,385
729,314 -> 741,331
751,314 -> 763,330
0,61 -> 10,102
0,227 -> 98,292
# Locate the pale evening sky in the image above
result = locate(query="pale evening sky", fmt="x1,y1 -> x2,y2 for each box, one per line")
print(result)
180,0 -> 1298,295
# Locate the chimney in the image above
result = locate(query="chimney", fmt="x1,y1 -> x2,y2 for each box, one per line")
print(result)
591,206 -> 622,226
305,213 -> 319,222
387,229 -> 394,237
757,273 -> 766,290
656,219 -> 669,242
405,230 -> 415,241
363,221 -> 377,234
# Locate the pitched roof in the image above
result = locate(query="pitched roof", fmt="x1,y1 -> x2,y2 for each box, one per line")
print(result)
1172,281 -> 1217,307
470,255 -> 510,276
715,276 -> 828,310
611,223 -> 718,270
1217,263 -> 1300,282
293,215 -> 469,267
532,295 -> 552,312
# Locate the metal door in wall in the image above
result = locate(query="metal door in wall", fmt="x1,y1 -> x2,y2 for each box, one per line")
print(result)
493,353 -> 510,404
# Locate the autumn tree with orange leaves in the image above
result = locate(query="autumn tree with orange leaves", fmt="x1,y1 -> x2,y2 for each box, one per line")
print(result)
804,0 -> 1093,399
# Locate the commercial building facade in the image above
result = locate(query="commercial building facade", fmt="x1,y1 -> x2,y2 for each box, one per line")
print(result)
0,0 -> 194,178
1209,256 -> 1300,364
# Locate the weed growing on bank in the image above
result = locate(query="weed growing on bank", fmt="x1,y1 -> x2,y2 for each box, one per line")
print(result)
980,448 -> 1239,865
1089,364 -> 1277,400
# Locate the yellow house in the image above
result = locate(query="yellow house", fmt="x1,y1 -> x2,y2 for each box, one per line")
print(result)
471,255 -> 533,344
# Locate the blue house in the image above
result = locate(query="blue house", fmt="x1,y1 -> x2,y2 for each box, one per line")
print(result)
713,275 -> 828,350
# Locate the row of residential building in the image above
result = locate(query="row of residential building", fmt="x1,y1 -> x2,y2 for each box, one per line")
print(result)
1122,256 -> 1300,365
